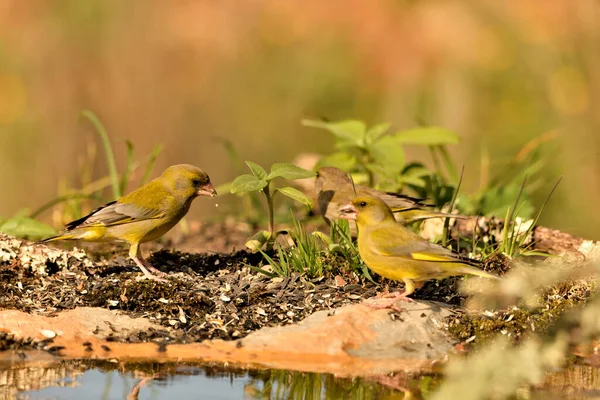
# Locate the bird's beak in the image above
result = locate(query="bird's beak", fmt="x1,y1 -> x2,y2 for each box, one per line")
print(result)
338,203 -> 358,220
197,182 -> 217,197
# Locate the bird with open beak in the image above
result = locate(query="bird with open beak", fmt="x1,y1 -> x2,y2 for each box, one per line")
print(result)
41,164 -> 217,282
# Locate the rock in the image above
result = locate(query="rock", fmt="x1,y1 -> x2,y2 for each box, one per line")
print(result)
0,300 -> 453,376
0,307 -> 160,340
241,299 -> 452,364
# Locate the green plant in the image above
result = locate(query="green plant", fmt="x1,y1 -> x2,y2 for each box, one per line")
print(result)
498,177 -> 561,258
231,161 -> 315,250
459,132 -> 558,220
80,110 -> 163,199
315,219 -> 374,282
0,211 -> 56,240
302,118 -> 459,193
255,217 -> 326,278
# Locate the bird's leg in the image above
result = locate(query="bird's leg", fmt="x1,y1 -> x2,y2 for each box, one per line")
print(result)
365,279 -> 424,312
129,244 -> 168,282
139,256 -> 168,277
377,281 -> 392,298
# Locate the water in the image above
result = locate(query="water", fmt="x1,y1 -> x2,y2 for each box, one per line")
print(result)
2,359 -> 413,400
18,368 -> 247,400
3,358 -> 600,399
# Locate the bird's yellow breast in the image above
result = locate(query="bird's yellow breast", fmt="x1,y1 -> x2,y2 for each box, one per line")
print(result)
357,235 -> 418,281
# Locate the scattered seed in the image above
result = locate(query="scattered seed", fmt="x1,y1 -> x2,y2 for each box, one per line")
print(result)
39,329 -> 56,339
178,307 -> 187,324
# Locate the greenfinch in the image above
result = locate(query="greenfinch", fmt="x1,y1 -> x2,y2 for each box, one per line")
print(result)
315,166 -> 462,225
338,196 -> 498,308
41,164 -> 216,282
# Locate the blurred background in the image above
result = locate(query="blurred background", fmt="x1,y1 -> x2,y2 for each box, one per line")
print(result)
0,0 -> 598,238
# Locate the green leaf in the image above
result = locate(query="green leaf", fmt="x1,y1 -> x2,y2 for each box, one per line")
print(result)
397,163 -> 430,188
0,216 -> 56,240
302,119 -> 366,146
365,122 -> 391,144
370,135 -> 406,170
245,230 -> 272,252
392,127 -> 460,145
333,139 -> 362,152
315,152 -> 357,171
266,163 -> 316,180
275,187 -> 314,208
245,161 -> 267,180
398,175 -> 427,188
231,174 -> 268,193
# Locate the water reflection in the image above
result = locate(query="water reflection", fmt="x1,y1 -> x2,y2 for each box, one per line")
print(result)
2,358 -> 599,399
2,359 -> 418,400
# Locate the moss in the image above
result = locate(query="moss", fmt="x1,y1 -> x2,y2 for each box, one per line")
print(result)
447,279 -> 597,344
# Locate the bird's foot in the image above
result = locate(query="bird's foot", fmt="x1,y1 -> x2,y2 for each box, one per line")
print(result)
133,256 -> 169,281
141,261 -> 169,277
366,291 -> 413,312
377,290 -> 414,302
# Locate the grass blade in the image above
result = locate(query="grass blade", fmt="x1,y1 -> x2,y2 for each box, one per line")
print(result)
442,165 -> 464,247
80,110 -> 121,199
120,140 -> 135,195
29,193 -> 101,219
141,144 -> 163,185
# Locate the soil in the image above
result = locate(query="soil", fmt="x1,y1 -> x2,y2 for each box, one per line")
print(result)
0,217 -> 594,352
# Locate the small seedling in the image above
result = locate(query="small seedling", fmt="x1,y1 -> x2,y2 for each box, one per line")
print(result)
499,177 -> 561,258
254,217 -> 326,278
312,219 -> 375,282
230,161 -> 315,250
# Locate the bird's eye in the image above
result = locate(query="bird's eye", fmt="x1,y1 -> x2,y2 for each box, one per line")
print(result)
192,179 -> 200,186
359,201 -> 367,207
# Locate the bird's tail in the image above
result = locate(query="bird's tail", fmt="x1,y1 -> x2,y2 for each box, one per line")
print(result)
460,266 -> 501,280
414,210 -> 469,220
392,207 -> 469,221
37,233 -> 77,244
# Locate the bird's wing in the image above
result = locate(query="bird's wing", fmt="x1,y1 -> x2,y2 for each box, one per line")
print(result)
374,191 -> 433,210
65,201 -> 166,230
368,226 -> 476,265
64,181 -> 174,230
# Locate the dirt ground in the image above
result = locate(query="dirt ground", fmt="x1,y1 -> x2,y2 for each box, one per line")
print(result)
0,218 -> 593,352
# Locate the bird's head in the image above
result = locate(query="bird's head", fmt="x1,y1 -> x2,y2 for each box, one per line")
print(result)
338,196 -> 394,225
315,166 -> 351,193
162,164 -> 217,200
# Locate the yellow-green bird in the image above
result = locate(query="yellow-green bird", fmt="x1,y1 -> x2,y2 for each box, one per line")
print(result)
41,164 -> 216,282
338,196 -> 498,308
315,166 -> 462,225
